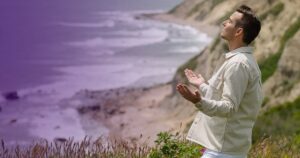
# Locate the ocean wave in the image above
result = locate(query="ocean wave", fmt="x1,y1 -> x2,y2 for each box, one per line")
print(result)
57,20 -> 115,28
88,49 -> 115,56
18,63 -> 136,99
96,9 -> 164,16
95,10 -> 164,25
167,33 -> 212,43
169,46 -> 201,54
65,33 -> 168,48
106,27 -> 168,37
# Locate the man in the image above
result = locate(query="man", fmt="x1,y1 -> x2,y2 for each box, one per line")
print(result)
176,5 -> 263,158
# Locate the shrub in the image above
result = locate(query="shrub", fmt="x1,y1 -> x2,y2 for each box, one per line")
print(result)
148,132 -> 203,158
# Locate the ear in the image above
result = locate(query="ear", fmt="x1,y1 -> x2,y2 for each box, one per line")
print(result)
235,27 -> 243,37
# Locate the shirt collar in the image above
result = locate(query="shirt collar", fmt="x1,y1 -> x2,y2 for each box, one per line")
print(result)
225,46 -> 253,59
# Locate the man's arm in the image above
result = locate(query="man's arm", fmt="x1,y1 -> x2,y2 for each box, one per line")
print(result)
195,62 -> 249,117
199,83 -> 209,96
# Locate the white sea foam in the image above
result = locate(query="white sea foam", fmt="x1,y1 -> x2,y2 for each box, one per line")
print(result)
19,63 -> 135,98
66,30 -> 168,48
96,11 -> 135,23
96,10 -> 164,17
57,20 -> 115,28
19,62 -> 175,100
87,49 -> 115,56
169,46 -> 201,54
168,32 -> 212,43
108,27 -> 168,37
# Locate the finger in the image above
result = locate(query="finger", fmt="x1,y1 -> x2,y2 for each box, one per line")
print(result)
195,90 -> 200,97
177,86 -> 188,97
184,70 -> 192,77
187,69 -> 197,77
176,84 -> 183,92
184,70 -> 189,77
181,85 -> 189,94
177,84 -> 186,94
177,84 -> 184,93
182,85 -> 192,94
185,70 -> 194,78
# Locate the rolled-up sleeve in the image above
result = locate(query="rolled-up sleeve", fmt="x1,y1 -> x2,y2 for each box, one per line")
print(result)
195,62 -> 249,117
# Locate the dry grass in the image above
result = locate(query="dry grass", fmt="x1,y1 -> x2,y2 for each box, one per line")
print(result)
2,134 -> 300,158
0,137 -> 150,158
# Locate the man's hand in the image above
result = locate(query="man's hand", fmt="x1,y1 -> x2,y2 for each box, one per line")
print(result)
176,83 -> 201,104
184,69 -> 205,87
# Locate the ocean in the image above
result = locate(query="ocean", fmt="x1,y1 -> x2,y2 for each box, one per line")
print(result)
0,0 -> 212,145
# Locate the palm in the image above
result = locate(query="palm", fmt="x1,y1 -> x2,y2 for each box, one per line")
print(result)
184,69 -> 204,87
176,83 -> 201,104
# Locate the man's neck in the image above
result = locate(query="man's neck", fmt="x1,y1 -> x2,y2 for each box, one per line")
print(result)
227,40 -> 247,51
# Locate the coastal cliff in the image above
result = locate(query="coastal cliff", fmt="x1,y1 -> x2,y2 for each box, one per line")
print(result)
150,0 -> 300,134
1,1 -> 299,157
71,0 -> 300,146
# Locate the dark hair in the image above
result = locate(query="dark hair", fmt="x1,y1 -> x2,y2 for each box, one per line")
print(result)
235,5 -> 261,45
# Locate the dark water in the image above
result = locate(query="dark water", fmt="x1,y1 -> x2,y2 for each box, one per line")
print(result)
0,0 -> 183,91
0,0 -> 216,146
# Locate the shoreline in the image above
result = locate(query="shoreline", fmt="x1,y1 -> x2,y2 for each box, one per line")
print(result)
78,12 -> 219,145
140,12 -> 219,38
0,10 -> 218,147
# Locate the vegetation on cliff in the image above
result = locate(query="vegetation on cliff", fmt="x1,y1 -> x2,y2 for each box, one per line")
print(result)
259,16 -> 300,82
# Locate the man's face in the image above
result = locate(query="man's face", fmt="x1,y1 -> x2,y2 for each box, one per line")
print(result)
220,11 -> 243,41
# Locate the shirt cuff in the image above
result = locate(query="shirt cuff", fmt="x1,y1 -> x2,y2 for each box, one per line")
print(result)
194,97 -> 212,111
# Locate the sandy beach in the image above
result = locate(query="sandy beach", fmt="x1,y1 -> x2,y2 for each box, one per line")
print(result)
144,12 -> 219,38
72,83 -> 175,146
72,12 -> 219,146
0,8 -> 217,147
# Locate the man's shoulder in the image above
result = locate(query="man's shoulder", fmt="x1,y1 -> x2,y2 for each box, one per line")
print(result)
226,52 -> 261,79
228,53 -> 250,65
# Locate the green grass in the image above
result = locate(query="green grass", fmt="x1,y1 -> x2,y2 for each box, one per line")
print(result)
261,97 -> 270,107
249,135 -> 300,157
259,2 -> 284,21
253,96 -> 300,143
259,51 -> 281,82
211,0 -> 225,10
259,16 -> 300,82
